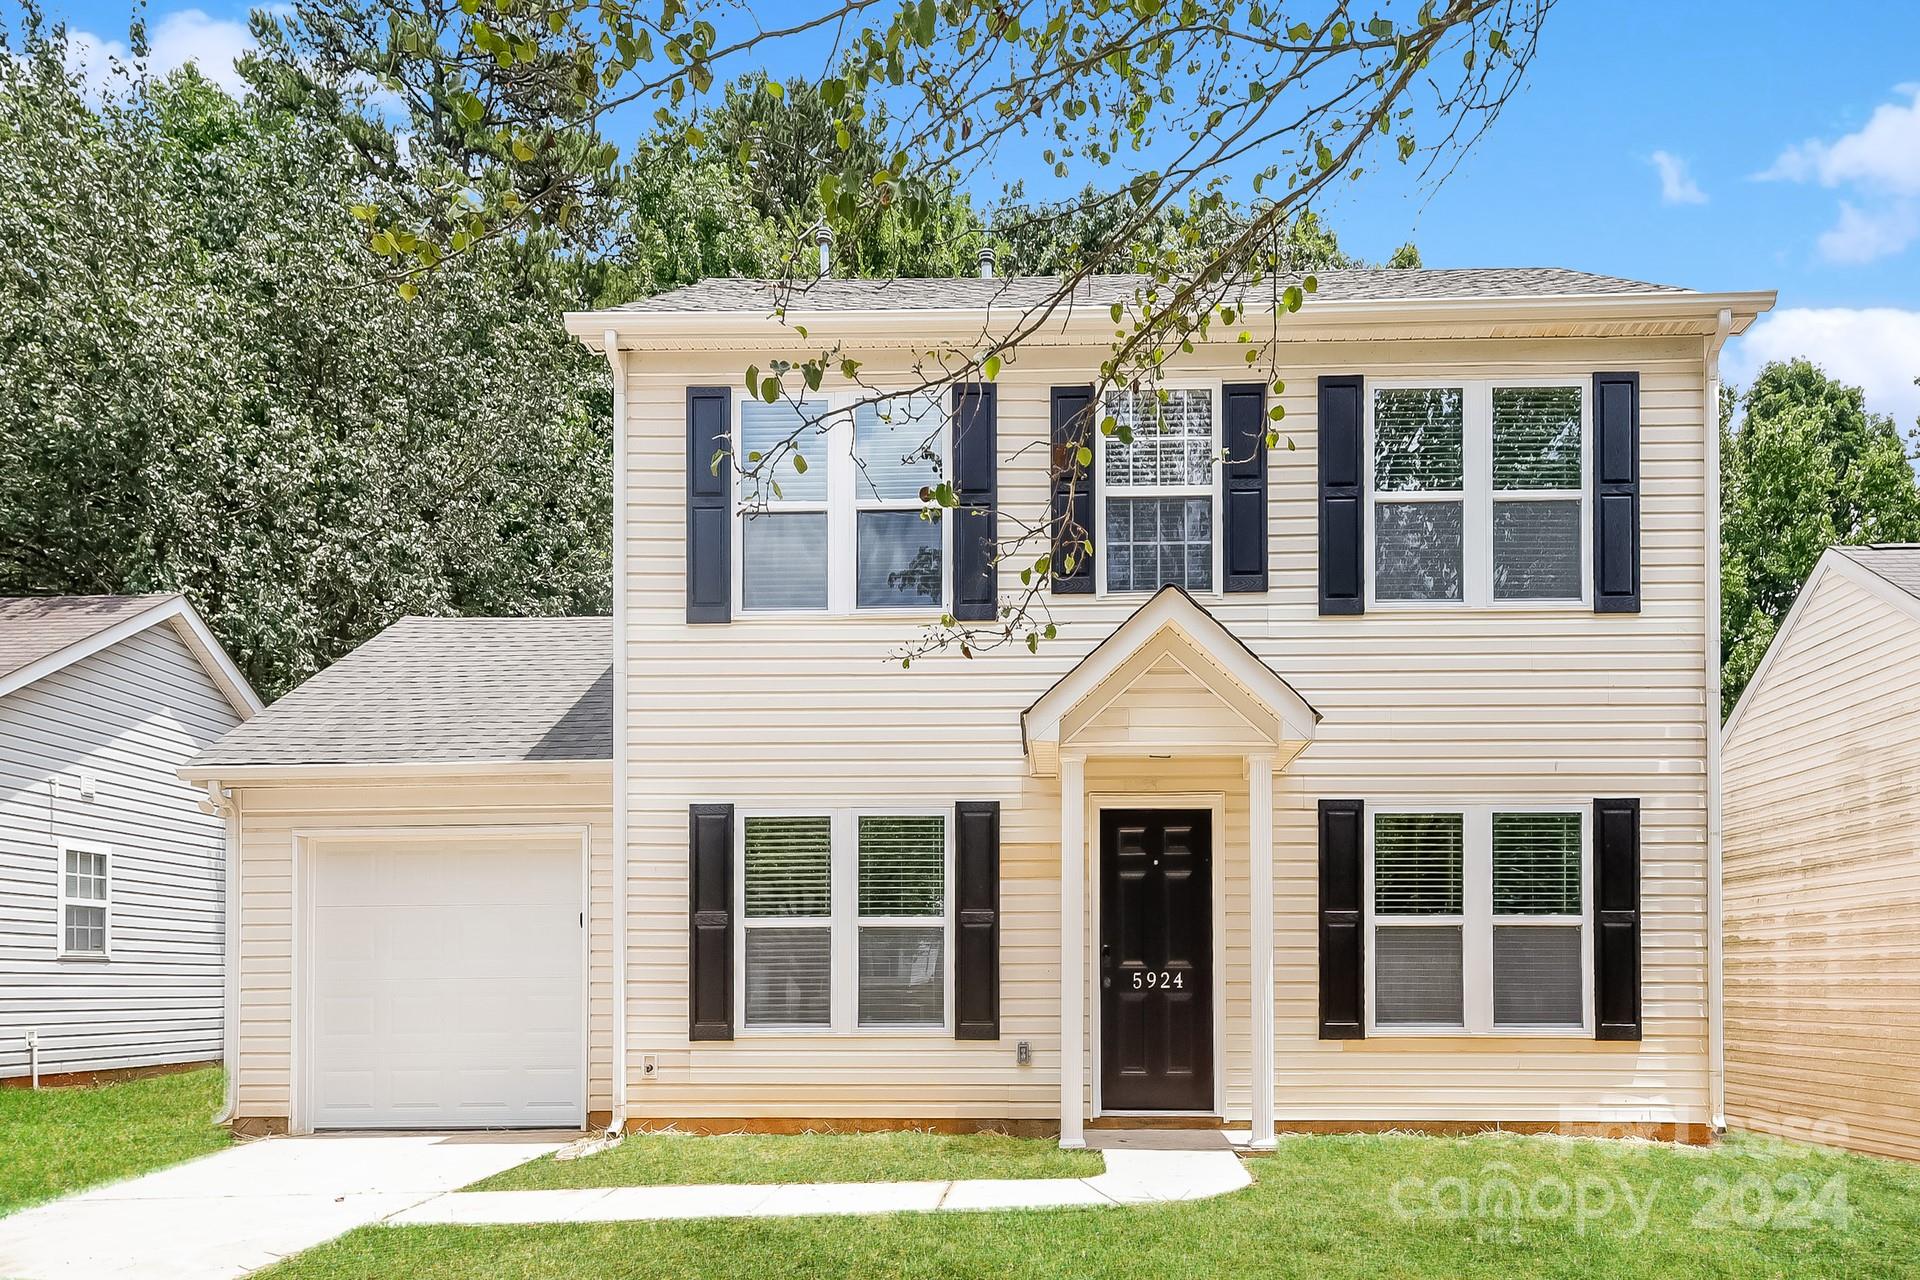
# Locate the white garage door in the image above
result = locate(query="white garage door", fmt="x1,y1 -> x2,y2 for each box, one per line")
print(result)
307,835 -> 584,1129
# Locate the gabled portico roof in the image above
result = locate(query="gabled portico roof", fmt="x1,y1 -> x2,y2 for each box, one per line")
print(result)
1021,585 -> 1318,776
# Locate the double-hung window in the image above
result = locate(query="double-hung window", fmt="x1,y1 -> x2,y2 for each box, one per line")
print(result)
737,810 -> 951,1033
59,842 -> 110,957
853,396 -> 945,610
1367,381 -> 1588,606
736,393 -> 948,613
1368,806 -> 1588,1035
1099,386 -> 1219,594
739,397 -> 832,611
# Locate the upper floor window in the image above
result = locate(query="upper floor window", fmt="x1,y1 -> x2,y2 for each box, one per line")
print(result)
1367,382 -> 1588,608
1368,805 -> 1588,1035
1100,386 -> 1219,594
736,394 -> 947,614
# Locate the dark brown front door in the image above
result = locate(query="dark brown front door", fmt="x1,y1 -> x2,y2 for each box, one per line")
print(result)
1099,808 -> 1213,1112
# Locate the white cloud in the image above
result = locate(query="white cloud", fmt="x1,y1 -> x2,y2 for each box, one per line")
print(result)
1723,307 -> 1920,427
1759,88 -> 1920,264
65,9 -> 256,96
1761,88 -> 1920,194
1650,151 -> 1707,205
1817,201 -> 1920,265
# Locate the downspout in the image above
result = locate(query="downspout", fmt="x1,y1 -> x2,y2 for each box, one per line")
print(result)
604,330 -> 630,1134
1704,306 -> 1733,1132
205,780 -> 240,1124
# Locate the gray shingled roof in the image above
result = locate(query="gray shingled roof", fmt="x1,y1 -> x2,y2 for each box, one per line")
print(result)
0,594 -> 178,684
614,268 -> 1686,314
192,616 -> 611,768
1837,544 -> 1920,603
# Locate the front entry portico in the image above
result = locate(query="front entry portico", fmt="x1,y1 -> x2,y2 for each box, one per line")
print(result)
1022,586 -> 1319,1150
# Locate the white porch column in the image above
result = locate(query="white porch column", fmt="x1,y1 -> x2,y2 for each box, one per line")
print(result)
1058,752 -> 1087,1149
1248,754 -> 1277,1149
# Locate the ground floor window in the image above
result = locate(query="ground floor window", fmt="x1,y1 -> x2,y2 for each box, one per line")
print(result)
58,842 -> 110,957
737,809 -> 950,1033
1367,805 -> 1587,1035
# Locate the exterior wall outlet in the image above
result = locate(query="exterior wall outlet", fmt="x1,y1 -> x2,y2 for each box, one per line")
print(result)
75,770 -> 96,800
640,1054 -> 659,1079
1016,1040 -> 1032,1067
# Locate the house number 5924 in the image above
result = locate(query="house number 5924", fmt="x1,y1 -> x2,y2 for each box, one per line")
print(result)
1132,971 -> 1182,990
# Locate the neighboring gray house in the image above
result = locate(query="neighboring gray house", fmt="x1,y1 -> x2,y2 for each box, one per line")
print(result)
0,595 -> 260,1081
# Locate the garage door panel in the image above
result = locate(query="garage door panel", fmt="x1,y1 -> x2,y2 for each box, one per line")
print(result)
308,836 -> 584,1130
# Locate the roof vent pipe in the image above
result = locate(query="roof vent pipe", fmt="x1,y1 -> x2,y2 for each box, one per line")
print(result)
814,224 -> 834,278
978,243 -> 996,279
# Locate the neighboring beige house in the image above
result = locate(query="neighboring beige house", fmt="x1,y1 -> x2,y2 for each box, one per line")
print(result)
189,268 -> 1772,1144
1722,544 -> 1920,1162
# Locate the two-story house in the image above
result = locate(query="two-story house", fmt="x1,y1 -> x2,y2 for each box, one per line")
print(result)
189,268 -> 1771,1144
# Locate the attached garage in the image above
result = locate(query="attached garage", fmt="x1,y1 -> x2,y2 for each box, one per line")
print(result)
305,833 -> 586,1130
182,616 -> 614,1135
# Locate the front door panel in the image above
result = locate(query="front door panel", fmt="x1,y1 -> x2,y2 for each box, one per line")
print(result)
1099,808 -> 1213,1112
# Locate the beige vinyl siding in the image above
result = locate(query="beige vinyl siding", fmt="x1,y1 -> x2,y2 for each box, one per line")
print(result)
1723,567 -> 1920,1160
0,623 -> 241,1077
621,335 -> 1713,1125
225,772 -> 613,1125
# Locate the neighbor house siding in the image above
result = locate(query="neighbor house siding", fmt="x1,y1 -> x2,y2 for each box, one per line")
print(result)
1723,567 -> 1920,1161
619,335 -> 1714,1126
225,773 -> 614,1126
0,624 -> 241,1077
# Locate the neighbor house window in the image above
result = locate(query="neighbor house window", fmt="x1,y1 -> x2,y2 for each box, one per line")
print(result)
738,810 -> 950,1032
1100,387 -> 1218,594
59,843 -> 110,957
1368,382 -> 1587,606
736,393 -> 948,613
1368,806 -> 1587,1034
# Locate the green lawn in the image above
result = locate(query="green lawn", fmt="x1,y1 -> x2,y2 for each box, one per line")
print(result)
0,1066 -> 231,1216
466,1131 -> 1104,1191
264,1131 -> 1920,1279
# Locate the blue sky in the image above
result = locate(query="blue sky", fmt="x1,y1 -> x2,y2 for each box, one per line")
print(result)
26,0 -> 1920,425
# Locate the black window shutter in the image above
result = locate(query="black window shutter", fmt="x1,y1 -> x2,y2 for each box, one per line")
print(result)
1592,372 -> 1641,614
952,384 -> 998,621
1050,386 -> 1095,594
1318,375 -> 1365,615
1222,382 -> 1269,592
1593,797 -> 1642,1040
1318,798 -> 1365,1039
686,387 -> 732,623
689,803 -> 734,1041
953,800 -> 1001,1039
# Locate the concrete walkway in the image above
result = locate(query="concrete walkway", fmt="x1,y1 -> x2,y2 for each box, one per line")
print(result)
0,1131 -> 571,1280
391,1146 -> 1251,1226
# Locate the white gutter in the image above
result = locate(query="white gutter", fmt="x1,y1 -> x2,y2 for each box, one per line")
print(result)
566,289 -> 1778,348
604,329 -> 631,1135
204,780 -> 240,1124
179,759 -> 612,785
1704,306 -> 1733,1132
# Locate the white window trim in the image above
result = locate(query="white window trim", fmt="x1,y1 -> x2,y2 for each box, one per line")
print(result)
1362,802 -> 1592,1038
56,839 -> 112,959
731,393 -> 952,617
1364,378 -> 1592,611
732,806 -> 955,1036
1094,382 -> 1225,599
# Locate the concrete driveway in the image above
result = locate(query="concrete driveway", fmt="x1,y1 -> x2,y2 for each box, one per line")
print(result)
0,1131 -> 570,1280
